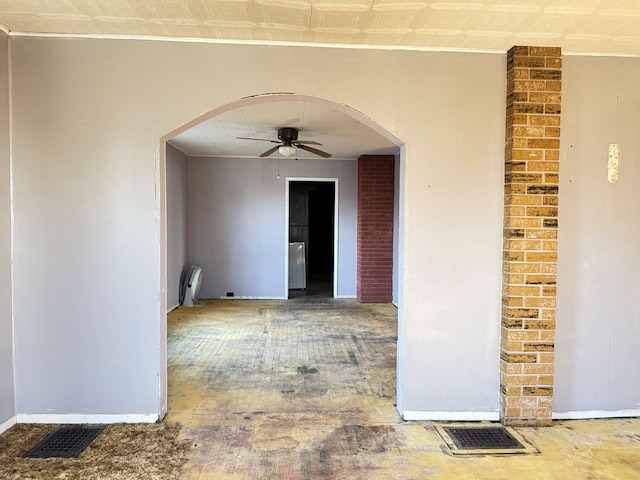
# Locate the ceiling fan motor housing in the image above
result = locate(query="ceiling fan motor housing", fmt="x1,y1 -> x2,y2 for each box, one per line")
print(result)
278,127 -> 298,145
237,126 -> 331,158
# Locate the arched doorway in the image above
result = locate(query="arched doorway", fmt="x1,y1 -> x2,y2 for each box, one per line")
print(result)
159,93 -> 405,418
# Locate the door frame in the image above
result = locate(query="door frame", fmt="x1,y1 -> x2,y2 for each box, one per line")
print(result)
285,178 -> 339,298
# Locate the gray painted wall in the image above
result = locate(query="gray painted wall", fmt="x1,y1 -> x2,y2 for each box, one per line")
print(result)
188,156 -> 357,299
555,56 -> 640,415
0,32 -> 15,425
166,144 -> 188,311
12,38 -> 161,416
10,37 -> 508,418
7,36 -> 640,422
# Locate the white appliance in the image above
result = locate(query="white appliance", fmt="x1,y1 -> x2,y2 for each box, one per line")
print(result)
181,265 -> 203,307
288,242 -> 306,289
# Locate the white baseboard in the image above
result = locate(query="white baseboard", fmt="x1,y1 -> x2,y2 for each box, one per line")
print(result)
402,410 -> 500,422
553,408 -> 640,420
218,296 -> 286,300
0,415 -> 17,434
16,413 -> 159,424
215,295 -> 357,300
402,409 -> 640,422
167,303 -> 180,313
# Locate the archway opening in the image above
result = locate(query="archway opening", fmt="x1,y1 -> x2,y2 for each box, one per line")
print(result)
159,93 -> 406,419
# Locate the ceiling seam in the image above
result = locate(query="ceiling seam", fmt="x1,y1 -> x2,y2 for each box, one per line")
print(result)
2,30 -> 507,53
6,30 -> 639,57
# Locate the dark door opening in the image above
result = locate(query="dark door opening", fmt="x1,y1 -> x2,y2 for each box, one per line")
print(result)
288,181 -> 335,299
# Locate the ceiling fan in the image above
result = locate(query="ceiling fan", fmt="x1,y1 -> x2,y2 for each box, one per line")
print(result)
238,127 -> 332,158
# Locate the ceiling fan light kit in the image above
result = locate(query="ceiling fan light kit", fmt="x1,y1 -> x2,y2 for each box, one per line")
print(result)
238,127 -> 332,158
278,145 -> 297,157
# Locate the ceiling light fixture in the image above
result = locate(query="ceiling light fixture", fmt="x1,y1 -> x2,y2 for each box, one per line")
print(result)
278,145 -> 296,157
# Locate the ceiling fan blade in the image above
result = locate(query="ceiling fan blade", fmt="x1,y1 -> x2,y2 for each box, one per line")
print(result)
237,136 -> 280,143
294,140 -> 323,145
259,145 -> 280,157
297,144 -> 332,158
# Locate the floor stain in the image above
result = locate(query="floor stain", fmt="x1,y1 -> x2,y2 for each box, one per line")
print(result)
297,365 -> 318,375
168,299 -> 640,480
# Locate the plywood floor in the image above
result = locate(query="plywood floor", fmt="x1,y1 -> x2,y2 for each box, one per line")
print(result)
167,299 -> 640,479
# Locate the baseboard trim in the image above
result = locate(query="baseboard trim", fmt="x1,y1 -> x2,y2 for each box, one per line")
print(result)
402,410 -> 500,421
215,295 -> 357,300
0,415 -> 17,434
167,303 -> 180,313
553,408 -> 640,420
16,413 -> 159,424
218,296 -> 286,300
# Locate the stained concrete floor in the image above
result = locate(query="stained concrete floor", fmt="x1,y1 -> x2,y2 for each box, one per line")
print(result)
166,298 -> 640,479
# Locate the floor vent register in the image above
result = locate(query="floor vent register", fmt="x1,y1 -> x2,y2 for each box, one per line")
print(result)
434,424 -> 538,456
24,425 -> 104,459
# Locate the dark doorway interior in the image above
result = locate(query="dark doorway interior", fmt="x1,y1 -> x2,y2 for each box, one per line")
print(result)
308,189 -> 334,274
289,181 -> 335,299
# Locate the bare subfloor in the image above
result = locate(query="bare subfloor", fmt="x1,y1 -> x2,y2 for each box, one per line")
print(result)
167,299 -> 640,479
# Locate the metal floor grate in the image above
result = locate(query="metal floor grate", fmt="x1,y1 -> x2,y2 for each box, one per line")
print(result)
24,425 -> 104,458
434,424 -> 538,456
444,426 -> 524,450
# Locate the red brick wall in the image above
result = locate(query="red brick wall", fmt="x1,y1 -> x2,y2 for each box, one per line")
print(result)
357,155 -> 395,303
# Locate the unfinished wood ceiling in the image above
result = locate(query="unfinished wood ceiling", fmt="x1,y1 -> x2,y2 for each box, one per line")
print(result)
2,1 -> 640,56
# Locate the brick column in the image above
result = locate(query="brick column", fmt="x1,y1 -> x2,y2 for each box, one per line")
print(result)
500,46 -> 562,426
357,155 -> 395,303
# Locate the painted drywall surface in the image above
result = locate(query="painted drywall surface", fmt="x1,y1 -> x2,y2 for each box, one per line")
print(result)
397,53 -> 505,411
11,38 -> 504,416
188,156 -> 357,299
555,56 -> 640,414
166,144 -> 188,310
0,32 -> 15,424
11,39 -> 161,415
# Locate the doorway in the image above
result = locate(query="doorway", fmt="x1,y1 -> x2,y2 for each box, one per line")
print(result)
287,180 -> 337,299
161,93 -> 405,420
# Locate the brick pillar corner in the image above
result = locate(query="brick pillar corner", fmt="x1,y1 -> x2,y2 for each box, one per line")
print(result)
357,155 -> 395,303
500,46 -> 562,426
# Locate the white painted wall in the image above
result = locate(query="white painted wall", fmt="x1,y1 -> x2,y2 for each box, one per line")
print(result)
555,56 -> 640,417
11,37 -> 505,419
0,32 -> 16,428
166,144 -> 188,311
188,156 -> 357,299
